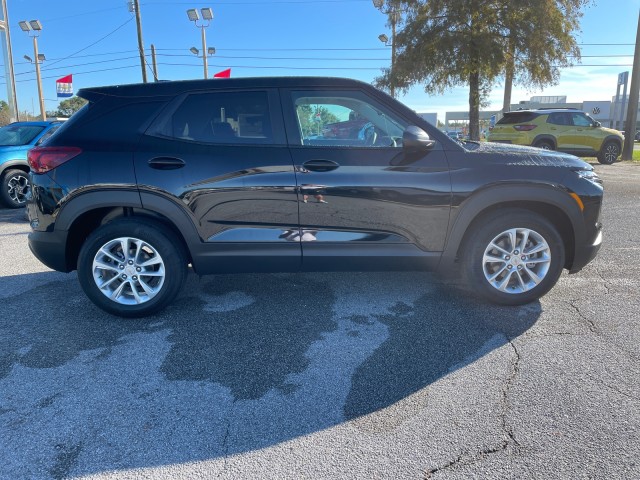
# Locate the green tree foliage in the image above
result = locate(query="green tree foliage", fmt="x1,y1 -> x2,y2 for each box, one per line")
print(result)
296,104 -> 340,138
0,100 -> 11,126
502,0 -> 588,110
49,96 -> 88,118
376,0 -> 588,140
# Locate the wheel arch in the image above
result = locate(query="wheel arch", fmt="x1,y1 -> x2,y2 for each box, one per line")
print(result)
58,190 -> 200,272
599,135 -> 623,152
0,160 -> 29,175
440,184 -> 585,273
532,135 -> 557,149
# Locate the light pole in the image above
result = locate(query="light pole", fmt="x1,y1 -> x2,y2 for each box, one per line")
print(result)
18,20 -> 46,120
373,0 -> 399,98
187,8 -> 214,79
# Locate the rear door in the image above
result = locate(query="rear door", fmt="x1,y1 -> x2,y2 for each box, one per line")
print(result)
546,112 -> 573,150
134,88 -> 301,273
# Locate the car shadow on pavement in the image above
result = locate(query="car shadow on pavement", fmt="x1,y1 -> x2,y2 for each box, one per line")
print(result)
0,270 -> 540,478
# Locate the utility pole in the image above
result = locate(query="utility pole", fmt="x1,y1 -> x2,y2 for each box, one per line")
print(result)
622,10 -> 640,161
151,44 -> 158,81
0,0 -> 19,121
132,0 -> 147,83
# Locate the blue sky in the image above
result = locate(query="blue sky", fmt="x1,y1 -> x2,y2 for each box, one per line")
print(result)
2,0 -> 639,121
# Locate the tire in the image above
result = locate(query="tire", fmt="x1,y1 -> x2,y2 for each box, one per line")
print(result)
0,168 -> 30,208
597,140 -> 620,165
462,209 -> 565,306
77,218 -> 188,317
533,140 -> 554,150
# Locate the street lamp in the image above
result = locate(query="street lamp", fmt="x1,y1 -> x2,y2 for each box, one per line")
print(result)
18,18 -> 46,120
187,7 -> 215,79
372,0 -> 399,98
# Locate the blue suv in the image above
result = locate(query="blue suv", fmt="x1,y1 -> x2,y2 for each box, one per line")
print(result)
0,121 -> 63,208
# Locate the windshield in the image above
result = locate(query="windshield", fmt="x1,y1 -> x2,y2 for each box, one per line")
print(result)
0,125 -> 46,146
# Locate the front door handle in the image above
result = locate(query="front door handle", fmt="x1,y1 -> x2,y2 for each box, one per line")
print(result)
148,157 -> 186,170
302,159 -> 340,172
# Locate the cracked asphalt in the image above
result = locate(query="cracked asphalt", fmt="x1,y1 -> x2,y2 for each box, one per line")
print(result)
1,162 -> 638,479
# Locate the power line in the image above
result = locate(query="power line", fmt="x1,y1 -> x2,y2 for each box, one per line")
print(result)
45,18 -> 135,69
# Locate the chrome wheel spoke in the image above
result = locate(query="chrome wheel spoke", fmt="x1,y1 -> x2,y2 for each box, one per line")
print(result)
489,242 -> 511,257
138,256 -> 163,268
524,265 -> 542,284
94,259 -> 120,273
109,281 -> 127,300
138,278 -> 155,296
488,265 -> 508,282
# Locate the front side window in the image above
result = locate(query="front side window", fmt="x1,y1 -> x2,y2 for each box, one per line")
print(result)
150,91 -> 273,144
291,91 -> 406,148
572,113 -> 593,127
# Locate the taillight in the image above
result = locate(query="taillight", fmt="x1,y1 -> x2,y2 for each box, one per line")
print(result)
28,146 -> 82,174
513,124 -> 537,132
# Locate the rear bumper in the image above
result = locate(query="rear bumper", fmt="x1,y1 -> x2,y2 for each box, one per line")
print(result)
28,229 -> 72,272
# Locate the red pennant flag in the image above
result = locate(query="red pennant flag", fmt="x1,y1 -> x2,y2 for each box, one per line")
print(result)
213,69 -> 231,78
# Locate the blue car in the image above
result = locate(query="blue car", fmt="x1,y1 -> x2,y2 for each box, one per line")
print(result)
0,121 -> 63,208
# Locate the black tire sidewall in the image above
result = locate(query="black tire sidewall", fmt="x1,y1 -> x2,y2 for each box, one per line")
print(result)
1,169 -> 29,208
463,210 -> 565,306
77,218 -> 187,317
534,140 -> 553,150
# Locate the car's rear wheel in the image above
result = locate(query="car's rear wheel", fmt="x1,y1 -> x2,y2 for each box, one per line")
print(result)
597,141 -> 620,165
533,140 -> 554,150
1,168 -> 30,208
462,209 -> 565,305
77,218 -> 187,317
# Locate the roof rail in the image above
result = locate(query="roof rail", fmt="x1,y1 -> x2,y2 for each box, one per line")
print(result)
536,107 -> 581,111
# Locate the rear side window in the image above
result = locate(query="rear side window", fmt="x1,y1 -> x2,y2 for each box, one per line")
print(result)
547,112 -> 573,126
149,91 -> 273,144
496,112 -> 538,124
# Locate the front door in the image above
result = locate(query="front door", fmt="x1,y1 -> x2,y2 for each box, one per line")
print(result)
281,88 -> 452,271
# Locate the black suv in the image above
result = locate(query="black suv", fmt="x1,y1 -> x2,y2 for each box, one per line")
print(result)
26,77 -> 603,317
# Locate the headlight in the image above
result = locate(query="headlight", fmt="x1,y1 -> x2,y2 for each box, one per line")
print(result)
574,169 -> 603,186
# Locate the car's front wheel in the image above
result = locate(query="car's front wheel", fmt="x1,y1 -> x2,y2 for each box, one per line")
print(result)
597,141 -> 620,165
77,218 -> 188,317
0,168 -> 30,208
462,209 -> 565,305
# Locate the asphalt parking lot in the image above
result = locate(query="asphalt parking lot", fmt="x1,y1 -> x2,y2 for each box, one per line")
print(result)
1,162 -> 638,479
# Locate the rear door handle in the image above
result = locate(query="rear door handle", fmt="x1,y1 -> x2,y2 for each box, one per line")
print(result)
302,159 -> 340,172
148,157 -> 185,170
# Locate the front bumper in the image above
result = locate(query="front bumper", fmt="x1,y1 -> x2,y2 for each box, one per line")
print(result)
569,226 -> 603,273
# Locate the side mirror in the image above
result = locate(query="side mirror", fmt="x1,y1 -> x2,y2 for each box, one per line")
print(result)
594,121 -> 601,127
403,126 -> 435,151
